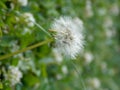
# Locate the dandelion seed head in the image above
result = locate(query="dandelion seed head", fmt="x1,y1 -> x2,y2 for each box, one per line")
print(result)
51,16 -> 84,59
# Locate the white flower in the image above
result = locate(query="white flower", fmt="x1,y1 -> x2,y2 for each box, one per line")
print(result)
103,17 -> 113,29
51,16 -> 84,59
61,65 -> 68,75
103,17 -> 116,39
18,0 -> 28,6
52,48 -> 63,63
22,28 -> 32,35
18,57 -> 41,76
5,66 -> 23,86
85,0 -> 93,18
87,78 -> 101,89
9,40 -> 19,52
84,52 -> 93,64
56,74 -> 63,80
105,29 -> 116,38
9,2 -> 14,10
91,78 -> 101,88
98,8 -> 107,16
110,4 -> 119,16
23,12 -> 35,27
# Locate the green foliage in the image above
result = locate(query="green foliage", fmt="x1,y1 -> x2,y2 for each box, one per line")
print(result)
0,82 -> 3,89
0,0 -> 120,90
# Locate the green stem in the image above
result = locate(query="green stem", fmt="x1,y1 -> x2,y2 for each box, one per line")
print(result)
34,22 -> 52,37
0,39 -> 53,61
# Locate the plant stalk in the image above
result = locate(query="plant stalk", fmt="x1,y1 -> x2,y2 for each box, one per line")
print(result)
0,39 -> 53,61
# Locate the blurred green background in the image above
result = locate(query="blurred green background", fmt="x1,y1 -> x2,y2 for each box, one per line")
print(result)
0,0 -> 120,90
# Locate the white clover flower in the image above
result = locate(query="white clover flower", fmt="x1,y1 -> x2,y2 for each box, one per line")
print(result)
87,78 -> 101,89
61,65 -> 68,75
52,48 -> 63,63
85,0 -> 94,18
103,17 -> 113,29
110,4 -> 119,16
56,74 -> 63,80
103,17 -> 116,38
23,12 -> 35,27
105,29 -> 116,38
9,40 -> 20,52
51,16 -> 84,59
9,2 -> 14,10
5,66 -> 23,86
18,57 -> 41,76
18,0 -> 28,6
91,78 -> 101,88
22,28 -> 32,35
98,8 -> 107,16
84,52 -> 93,64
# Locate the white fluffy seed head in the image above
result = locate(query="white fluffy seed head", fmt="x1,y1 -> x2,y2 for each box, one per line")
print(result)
51,16 -> 84,59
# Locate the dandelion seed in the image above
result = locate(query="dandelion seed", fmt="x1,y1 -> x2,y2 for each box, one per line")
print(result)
51,16 -> 84,59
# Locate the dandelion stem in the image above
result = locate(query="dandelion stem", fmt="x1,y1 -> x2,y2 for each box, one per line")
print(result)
0,39 -> 53,61
71,60 -> 87,90
34,22 -> 52,37
17,13 -> 51,37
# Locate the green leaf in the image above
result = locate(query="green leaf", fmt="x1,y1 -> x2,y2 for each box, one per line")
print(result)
0,31 -> 2,37
23,73 -> 39,86
11,57 -> 19,66
0,82 -> 3,89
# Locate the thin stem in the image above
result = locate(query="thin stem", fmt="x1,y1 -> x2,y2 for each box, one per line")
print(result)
71,60 -> 87,90
34,22 -> 52,37
17,13 -> 51,37
0,39 -> 53,61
